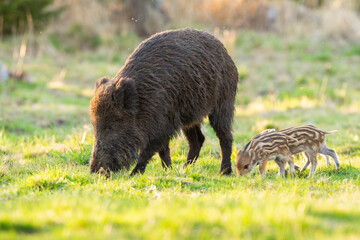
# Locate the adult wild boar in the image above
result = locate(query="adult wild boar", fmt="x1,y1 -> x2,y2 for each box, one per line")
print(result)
90,29 -> 238,175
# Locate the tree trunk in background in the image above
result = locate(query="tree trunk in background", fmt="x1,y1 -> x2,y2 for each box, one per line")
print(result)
130,0 -> 150,37
128,0 -> 167,38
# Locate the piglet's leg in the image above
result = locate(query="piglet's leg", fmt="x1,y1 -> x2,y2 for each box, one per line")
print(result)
319,143 -> 340,170
308,152 -> 318,178
258,159 -> 268,177
300,152 -> 311,172
324,155 -> 331,166
284,153 -> 296,178
275,158 -> 286,177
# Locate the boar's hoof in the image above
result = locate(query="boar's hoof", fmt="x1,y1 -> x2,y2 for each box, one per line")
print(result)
130,164 -> 146,176
99,167 -> 111,178
220,166 -> 232,176
182,162 -> 189,169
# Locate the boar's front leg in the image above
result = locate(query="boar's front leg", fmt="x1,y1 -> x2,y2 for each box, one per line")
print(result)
130,139 -> 169,176
209,111 -> 233,175
130,148 -> 155,176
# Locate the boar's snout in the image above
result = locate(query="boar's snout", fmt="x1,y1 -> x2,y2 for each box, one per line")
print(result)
89,147 -> 113,174
90,144 -> 131,174
90,148 -> 102,173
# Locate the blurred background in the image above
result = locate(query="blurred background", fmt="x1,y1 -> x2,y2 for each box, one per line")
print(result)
0,0 -> 360,143
1,0 -> 360,81
2,0 -> 360,70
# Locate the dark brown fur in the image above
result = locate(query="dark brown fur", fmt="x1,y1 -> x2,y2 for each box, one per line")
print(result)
90,29 -> 239,175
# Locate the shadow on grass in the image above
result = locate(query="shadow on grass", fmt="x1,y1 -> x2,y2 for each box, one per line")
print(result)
297,165 -> 360,180
0,221 -> 42,234
309,209 -> 360,223
339,142 -> 360,157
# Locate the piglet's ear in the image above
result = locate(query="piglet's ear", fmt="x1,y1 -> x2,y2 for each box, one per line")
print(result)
95,76 -> 110,89
113,78 -> 138,115
248,149 -> 253,157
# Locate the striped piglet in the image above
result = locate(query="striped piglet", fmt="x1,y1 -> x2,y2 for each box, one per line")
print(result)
278,125 -> 339,177
236,125 -> 339,177
235,131 -> 298,177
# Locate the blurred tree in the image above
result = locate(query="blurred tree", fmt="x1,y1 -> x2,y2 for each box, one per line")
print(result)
128,0 -> 168,37
356,0 -> 360,12
294,0 -> 325,8
0,0 -> 62,36
129,0 -> 148,37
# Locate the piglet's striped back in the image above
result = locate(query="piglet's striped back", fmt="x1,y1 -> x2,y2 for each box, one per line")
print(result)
244,131 -> 296,159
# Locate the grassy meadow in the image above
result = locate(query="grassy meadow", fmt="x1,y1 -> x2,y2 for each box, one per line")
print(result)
1,30 -> 360,239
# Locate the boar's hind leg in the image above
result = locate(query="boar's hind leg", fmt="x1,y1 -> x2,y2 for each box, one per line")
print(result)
159,143 -> 172,170
209,108 -> 234,175
183,125 -> 205,168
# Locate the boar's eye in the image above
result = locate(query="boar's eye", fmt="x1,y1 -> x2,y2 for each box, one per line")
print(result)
104,125 -> 112,131
244,164 -> 250,170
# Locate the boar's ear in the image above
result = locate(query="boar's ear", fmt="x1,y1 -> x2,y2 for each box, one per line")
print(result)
95,76 -> 110,89
113,78 -> 138,115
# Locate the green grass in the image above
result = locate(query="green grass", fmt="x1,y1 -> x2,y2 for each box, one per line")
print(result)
1,30 -> 360,239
